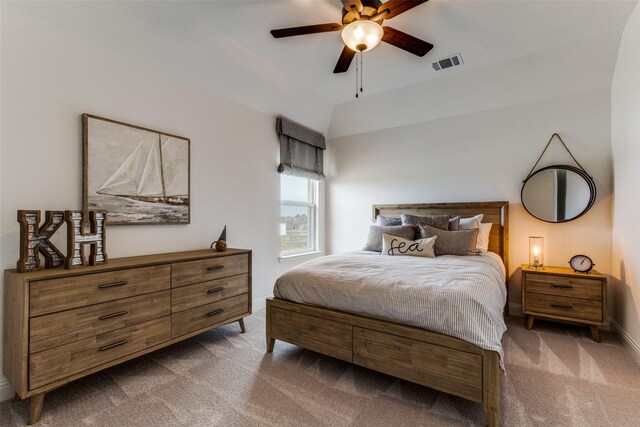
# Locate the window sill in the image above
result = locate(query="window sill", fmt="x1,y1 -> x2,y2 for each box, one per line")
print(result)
279,251 -> 324,262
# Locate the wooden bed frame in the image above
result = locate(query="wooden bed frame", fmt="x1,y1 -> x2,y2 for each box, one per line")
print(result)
266,201 -> 509,427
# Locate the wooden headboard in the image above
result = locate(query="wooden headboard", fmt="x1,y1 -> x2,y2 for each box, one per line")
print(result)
373,201 -> 509,276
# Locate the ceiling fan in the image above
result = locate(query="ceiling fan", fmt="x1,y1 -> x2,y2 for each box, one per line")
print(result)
270,0 -> 433,74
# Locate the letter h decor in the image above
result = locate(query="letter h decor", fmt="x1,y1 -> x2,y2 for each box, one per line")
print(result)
65,210 -> 108,269
16,210 -> 66,273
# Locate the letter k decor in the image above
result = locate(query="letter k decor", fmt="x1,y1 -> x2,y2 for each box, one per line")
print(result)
16,210 -> 65,272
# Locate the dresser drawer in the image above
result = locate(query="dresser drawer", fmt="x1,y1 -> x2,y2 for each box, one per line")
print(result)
525,273 -> 602,300
30,266 -> 171,317
29,316 -> 171,390
172,274 -> 248,313
171,293 -> 248,338
30,290 -> 170,354
171,254 -> 249,288
525,292 -> 602,323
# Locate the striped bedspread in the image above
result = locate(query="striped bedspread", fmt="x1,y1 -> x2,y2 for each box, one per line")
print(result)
274,251 -> 507,366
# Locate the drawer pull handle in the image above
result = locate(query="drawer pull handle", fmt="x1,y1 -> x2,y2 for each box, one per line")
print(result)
207,287 -> 225,294
98,281 -> 128,289
206,265 -> 224,271
99,340 -> 129,351
551,303 -> 573,309
551,284 -> 574,289
207,308 -> 225,317
98,310 -> 128,320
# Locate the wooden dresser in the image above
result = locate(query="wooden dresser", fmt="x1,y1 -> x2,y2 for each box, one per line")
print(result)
3,248 -> 251,425
521,265 -> 606,342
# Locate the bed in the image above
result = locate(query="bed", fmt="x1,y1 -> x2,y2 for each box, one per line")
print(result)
266,202 -> 509,427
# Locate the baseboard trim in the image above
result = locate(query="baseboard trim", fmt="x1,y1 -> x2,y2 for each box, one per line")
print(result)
0,378 -> 14,403
610,318 -> 640,366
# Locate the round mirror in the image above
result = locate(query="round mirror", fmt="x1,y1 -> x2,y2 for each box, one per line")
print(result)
521,165 -> 596,223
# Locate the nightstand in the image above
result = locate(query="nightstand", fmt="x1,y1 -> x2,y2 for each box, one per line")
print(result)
521,264 -> 607,342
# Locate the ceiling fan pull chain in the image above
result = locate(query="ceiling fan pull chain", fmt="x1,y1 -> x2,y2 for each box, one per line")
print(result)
360,52 -> 364,94
355,51 -> 359,98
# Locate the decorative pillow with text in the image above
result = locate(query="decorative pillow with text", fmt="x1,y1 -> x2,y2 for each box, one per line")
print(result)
381,233 -> 437,258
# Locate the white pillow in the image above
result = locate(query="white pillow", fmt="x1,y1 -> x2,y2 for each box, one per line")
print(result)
381,233 -> 436,258
459,214 -> 483,230
477,223 -> 493,252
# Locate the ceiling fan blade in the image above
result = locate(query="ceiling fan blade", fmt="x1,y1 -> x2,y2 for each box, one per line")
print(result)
377,0 -> 429,20
382,26 -> 433,57
270,23 -> 343,38
333,46 -> 356,73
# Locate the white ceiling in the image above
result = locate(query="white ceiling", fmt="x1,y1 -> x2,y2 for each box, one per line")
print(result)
7,0 -> 637,132
230,0 -> 636,102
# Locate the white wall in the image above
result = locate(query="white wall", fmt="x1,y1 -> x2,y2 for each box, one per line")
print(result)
0,3 -> 326,400
611,1 -> 640,361
326,88 -> 613,313
328,32 -> 622,139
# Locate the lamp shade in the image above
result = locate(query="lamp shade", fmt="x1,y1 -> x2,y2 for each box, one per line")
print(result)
341,20 -> 384,52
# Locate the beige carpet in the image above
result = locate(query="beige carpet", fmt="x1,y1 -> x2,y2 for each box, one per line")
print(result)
2,311 -> 639,426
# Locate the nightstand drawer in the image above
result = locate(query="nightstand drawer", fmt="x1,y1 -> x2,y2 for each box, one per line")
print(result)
525,292 -> 602,323
525,274 -> 602,300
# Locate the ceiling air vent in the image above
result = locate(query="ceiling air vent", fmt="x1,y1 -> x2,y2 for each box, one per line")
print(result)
432,54 -> 463,71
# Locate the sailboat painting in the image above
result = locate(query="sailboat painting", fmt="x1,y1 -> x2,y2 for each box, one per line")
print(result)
83,114 -> 190,224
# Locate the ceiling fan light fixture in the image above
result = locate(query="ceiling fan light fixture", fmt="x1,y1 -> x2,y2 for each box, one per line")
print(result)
341,20 -> 383,52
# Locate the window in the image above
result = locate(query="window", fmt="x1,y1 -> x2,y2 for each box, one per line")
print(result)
280,175 -> 317,255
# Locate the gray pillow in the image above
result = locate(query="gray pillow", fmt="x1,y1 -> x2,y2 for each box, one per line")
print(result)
401,213 -> 450,230
419,225 -> 479,256
448,216 -> 461,231
375,215 -> 402,226
363,225 -> 416,252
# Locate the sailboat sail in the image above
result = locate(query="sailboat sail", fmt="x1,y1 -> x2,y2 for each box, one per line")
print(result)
137,138 -> 164,197
161,136 -> 189,197
97,134 -> 188,205
97,140 -> 148,196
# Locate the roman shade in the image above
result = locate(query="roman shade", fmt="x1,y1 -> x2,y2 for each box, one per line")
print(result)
276,117 -> 326,180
